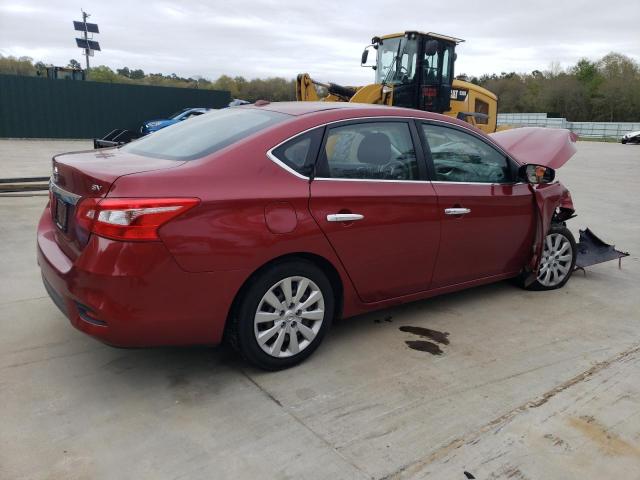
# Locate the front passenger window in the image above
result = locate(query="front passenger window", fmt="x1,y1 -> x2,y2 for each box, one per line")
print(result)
320,122 -> 418,180
421,124 -> 511,183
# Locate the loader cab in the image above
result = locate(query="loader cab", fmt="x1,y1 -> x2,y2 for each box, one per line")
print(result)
370,31 -> 461,114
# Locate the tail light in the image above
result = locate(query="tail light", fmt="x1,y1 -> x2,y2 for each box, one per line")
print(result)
75,197 -> 199,241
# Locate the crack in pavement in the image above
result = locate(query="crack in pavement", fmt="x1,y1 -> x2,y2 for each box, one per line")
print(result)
381,343 -> 640,480
240,369 -> 372,480
0,295 -> 48,308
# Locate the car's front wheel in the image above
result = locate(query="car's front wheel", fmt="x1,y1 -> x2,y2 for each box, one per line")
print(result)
525,225 -> 577,291
228,260 -> 334,370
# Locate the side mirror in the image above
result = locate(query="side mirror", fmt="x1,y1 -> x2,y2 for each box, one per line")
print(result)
361,49 -> 368,65
519,164 -> 555,184
361,45 -> 376,68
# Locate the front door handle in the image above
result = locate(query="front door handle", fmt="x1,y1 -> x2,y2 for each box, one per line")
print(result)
327,213 -> 364,222
444,207 -> 471,216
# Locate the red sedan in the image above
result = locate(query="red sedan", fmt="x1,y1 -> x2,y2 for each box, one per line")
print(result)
38,102 -> 577,369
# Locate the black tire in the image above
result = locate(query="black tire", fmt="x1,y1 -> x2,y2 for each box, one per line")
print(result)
228,259 -> 335,370
622,139 -> 627,144
524,224 -> 577,291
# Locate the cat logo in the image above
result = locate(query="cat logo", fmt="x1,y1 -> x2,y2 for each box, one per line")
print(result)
450,89 -> 468,101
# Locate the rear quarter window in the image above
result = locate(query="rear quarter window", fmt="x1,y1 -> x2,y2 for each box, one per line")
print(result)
270,128 -> 324,177
123,108 -> 288,160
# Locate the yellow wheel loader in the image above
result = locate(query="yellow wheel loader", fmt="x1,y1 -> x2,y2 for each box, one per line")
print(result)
296,31 -> 498,133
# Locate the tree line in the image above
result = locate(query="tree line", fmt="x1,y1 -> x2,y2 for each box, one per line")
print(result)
0,55 -> 297,102
462,52 -> 639,122
1,52 -> 638,121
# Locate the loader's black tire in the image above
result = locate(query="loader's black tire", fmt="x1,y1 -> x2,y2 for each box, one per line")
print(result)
522,225 -> 577,291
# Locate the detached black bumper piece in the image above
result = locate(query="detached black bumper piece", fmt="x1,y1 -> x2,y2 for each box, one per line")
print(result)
576,228 -> 629,269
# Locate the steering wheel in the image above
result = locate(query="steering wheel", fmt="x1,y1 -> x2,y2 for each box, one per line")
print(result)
380,160 -> 408,180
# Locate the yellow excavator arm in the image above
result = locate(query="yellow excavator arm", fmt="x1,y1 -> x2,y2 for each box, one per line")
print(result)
295,73 -> 320,101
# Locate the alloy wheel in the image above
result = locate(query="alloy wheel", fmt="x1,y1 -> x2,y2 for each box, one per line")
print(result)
254,276 -> 325,358
537,233 -> 573,287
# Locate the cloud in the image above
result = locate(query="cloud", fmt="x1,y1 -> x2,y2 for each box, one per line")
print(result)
0,0 -> 638,83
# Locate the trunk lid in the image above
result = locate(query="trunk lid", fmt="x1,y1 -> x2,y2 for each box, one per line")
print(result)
50,148 -> 184,260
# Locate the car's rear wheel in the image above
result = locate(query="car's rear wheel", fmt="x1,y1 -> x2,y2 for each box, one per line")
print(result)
525,225 -> 577,291
229,260 -> 334,370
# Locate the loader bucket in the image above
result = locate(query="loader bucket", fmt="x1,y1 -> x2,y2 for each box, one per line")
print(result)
575,228 -> 629,269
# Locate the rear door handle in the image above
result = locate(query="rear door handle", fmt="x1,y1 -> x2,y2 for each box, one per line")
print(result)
444,207 -> 471,216
326,213 -> 364,222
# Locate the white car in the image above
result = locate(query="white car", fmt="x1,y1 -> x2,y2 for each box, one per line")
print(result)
621,130 -> 640,144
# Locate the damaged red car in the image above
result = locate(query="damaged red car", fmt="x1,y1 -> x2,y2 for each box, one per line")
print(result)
38,102 -> 578,370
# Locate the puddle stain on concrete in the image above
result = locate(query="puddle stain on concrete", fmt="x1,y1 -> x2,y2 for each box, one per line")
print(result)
405,340 -> 443,355
568,416 -> 640,457
400,326 -> 450,344
399,326 -> 450,355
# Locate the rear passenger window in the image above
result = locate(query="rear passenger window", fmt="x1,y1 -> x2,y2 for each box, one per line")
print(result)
318,122 -> 418,180
271,128 -> 323,177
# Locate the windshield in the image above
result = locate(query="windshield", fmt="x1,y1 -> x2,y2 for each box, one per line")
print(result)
375,37 -> 418,85
169,108 -> 191,119
123,108 -> 288,160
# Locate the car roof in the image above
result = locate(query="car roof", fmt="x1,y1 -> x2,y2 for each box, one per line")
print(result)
243,101 -> 483,132
245,101 -> 440,119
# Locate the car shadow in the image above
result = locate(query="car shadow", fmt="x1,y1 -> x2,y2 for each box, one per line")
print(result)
330,279 -> 516,335
84,280 -> 521,389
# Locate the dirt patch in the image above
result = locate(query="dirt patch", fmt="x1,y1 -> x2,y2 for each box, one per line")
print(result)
568,416 -> 640,457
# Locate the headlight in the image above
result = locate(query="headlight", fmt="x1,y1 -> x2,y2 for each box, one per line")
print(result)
146,121 -> 163,128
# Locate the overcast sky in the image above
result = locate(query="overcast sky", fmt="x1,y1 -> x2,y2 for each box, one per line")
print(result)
1,0 -> 639,84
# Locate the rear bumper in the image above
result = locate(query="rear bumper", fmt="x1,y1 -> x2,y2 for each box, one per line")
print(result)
37,206 -> 248,347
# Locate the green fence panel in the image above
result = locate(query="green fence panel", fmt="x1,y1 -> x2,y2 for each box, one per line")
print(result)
0,75 -> 231,138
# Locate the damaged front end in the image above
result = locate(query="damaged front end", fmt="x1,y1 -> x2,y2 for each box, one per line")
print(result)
529,182 -> 575,273
490,127 -> 630,284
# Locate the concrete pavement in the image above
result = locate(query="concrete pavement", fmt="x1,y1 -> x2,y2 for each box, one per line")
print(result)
0,139 -> 92,179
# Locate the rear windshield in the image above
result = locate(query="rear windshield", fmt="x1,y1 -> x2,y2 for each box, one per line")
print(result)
123,108 -> 288,160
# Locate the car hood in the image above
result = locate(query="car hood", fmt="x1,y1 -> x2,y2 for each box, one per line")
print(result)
489,127 -> 578,169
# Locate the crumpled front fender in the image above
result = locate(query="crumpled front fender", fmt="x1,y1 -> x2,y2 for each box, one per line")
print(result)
528,182 -> 575,275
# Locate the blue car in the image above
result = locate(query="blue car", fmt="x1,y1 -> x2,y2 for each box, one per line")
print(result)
140,108 -> 211,135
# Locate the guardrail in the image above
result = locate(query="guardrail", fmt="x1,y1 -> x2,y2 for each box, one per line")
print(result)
497,113 -> 640,139
0,176 -> 49,195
